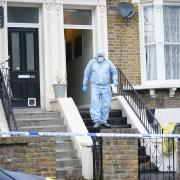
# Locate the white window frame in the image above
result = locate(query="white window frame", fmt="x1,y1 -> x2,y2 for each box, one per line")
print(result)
63,6 -> 96,57
140,0 -> 180,88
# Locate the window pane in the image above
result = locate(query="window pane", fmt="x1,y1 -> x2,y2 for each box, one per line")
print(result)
165,45 -> 180,80
145,45 -> 157,80
164,5 -> 180,43
12,32 -> 20,71
8,7 -> 39,23
26,33 -> 35,71
144,6 -> 155,44
64,9 -> 92,25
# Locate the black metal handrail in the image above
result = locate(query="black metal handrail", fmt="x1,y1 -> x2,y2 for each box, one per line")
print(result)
0,70 -> 17,131
117,68 -> 162,134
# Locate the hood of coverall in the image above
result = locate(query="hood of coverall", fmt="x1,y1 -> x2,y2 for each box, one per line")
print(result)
96,51 -> 105,63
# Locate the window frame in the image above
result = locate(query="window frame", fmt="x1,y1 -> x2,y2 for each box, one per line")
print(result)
140,1 -> 180,87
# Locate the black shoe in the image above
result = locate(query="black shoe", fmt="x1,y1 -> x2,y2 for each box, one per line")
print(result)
102,123 -> 111,128
93,122 -> 101,128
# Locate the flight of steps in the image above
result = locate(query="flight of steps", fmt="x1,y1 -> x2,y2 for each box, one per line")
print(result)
13,108 -> 82,180
79,108 -> 131,132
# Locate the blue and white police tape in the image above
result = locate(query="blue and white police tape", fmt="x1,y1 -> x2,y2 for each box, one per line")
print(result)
0,131 -> 180,138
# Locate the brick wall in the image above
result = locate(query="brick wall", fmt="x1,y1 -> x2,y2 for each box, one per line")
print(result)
102,128 -> 138,180
107,0 -> 141,85
107,1 -> 180,109
0,136 -> 56,178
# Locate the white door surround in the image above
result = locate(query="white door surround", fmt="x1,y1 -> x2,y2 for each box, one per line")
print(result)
0,0 -> 108,110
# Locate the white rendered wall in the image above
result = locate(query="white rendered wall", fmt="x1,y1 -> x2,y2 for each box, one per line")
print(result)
0,0 -> 8,63
155,108 -> 180,127
0,1 -> 9,134
0,100 -> 9,133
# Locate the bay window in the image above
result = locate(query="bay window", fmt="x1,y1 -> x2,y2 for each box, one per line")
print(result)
142,2 -> 180,85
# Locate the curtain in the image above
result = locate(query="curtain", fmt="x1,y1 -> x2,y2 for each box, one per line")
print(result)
144,6 -> 157,80
146,45 -> 157,80
164,5 -> 180,80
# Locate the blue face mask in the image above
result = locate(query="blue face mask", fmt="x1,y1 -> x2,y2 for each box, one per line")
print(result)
97,56 -> 104,63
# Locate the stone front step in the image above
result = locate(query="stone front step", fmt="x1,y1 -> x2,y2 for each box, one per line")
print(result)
87,124 -> 132,133
13,108 -> 46,113
14,111 -> 61,119
19,125 -> 67,132
84,117 -> 128,126
56,167 -> 81,179
56,149 -> 78,159
16,118 -> 63,127
79,108 -> 131,133
101,128 -> 138,134
55,136 -> 72,142
56,158 -> 81,168
80,109 -> 122,119
56,141 -> 74,149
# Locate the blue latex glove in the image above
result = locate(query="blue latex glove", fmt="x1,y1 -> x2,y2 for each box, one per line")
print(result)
82,85 -> 88,92
113,80 -> 118,86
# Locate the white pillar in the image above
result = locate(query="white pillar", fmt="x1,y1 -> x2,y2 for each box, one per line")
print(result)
0,0 -> 9,134
96,0 -> 108,58
43,0 -> 54,110
0,0 -> 8,63
81,145 -> 93,179
43,0 -> 66,110
55,0 -> 66,81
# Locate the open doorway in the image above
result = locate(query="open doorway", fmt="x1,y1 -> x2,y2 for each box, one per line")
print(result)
65,29 -> 93,106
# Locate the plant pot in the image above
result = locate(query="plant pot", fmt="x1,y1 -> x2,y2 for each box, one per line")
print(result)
53,84 -> 67,98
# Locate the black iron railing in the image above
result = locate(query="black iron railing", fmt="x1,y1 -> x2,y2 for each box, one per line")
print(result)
0,70 -> 17,131
92,137 -> 103,180
138,137 -> 177,180
117,68 -> 162,134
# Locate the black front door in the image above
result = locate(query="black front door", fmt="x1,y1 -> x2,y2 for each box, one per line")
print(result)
8,28 -> 40,107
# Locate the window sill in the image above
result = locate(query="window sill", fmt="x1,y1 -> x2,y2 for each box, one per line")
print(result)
133,82 -> 180,98
133,83 -> 180,90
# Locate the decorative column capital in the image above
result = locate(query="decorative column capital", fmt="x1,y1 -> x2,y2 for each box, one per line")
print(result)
98,0 -> 106,16
44,0 -> 53,10
0,0 -> 5,6
55,0 -> 63,11
98,0 -> 106,5
154,0 -> 163,6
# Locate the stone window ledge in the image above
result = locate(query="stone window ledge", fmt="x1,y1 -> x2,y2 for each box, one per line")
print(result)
133,85 -> 179,98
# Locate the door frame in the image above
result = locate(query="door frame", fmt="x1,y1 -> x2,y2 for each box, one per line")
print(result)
8,27 -> 40,107
7,4 -> 44,108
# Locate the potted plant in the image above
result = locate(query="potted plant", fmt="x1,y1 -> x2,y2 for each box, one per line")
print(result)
53,71 -> 67,98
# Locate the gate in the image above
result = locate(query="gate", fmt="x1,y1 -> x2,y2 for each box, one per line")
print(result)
138,137 -> 178,180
